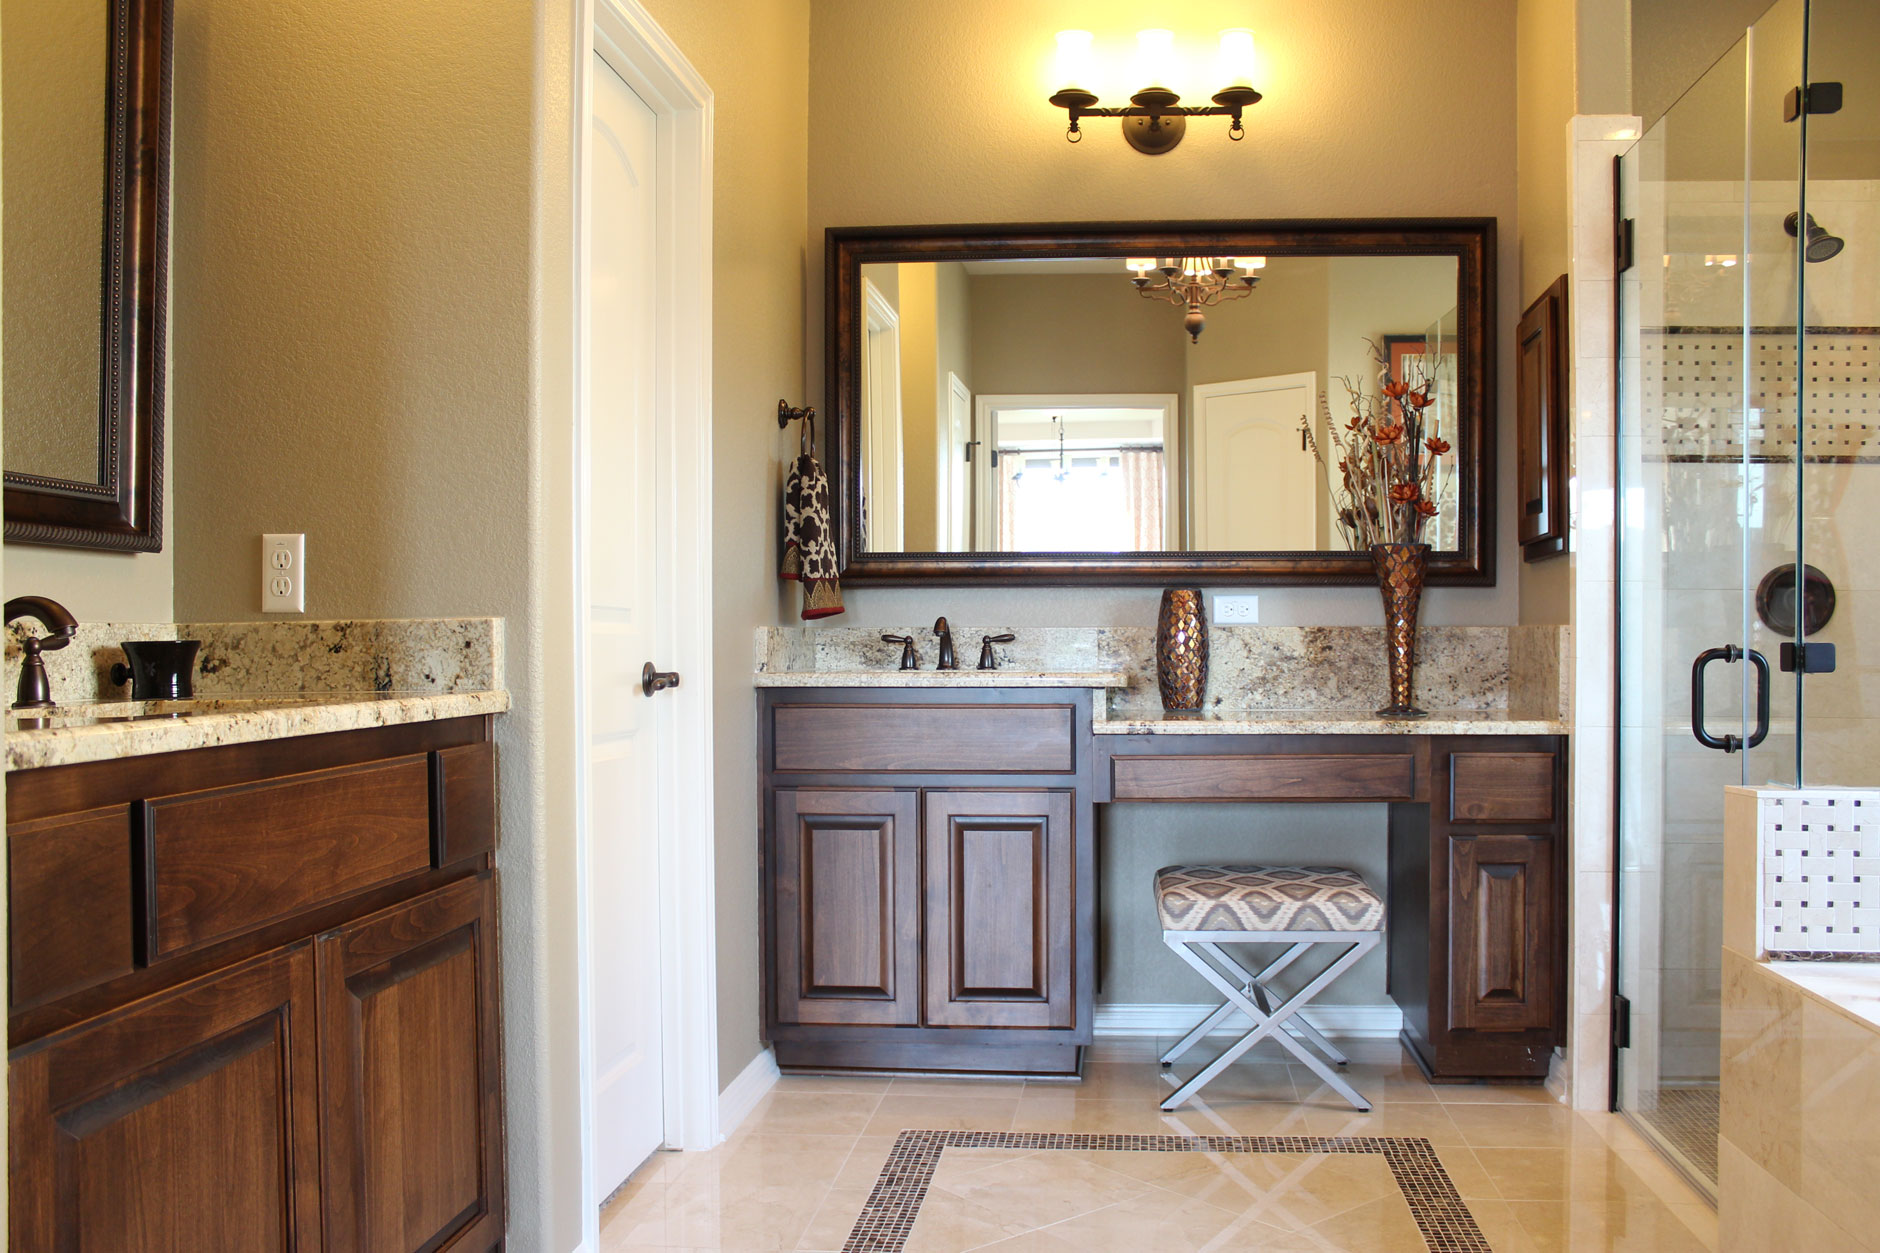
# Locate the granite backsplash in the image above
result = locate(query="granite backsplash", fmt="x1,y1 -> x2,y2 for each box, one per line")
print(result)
4,618 -> 503,704
757,623 -> 1570,719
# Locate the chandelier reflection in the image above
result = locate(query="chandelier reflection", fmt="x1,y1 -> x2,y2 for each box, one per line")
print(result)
1126,256 -> 1263,342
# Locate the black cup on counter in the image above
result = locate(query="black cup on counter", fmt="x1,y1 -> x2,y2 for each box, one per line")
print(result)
111,640 -> 202,700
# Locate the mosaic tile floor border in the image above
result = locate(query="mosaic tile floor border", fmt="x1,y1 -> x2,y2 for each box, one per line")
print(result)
842,1129 -> 1489,1253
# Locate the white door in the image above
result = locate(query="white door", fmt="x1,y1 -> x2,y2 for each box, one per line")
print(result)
1191,373 -> 1319,550
587,49 -> 664,1194
939,372 -> 972,550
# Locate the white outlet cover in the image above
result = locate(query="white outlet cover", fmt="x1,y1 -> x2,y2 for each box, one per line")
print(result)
263,533 -> 305,613
1214,594 -> 1259,624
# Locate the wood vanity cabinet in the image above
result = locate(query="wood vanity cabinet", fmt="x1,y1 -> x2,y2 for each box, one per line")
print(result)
762,689 -> 1568,1083
6,716 -> 505,1252
761,690 -> 1095,1076
1096,730 -> 1570,1083
1389,738 -> 1568,1080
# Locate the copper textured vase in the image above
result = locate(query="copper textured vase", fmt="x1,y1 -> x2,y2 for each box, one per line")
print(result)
1371,543 -> 1430,719
1156,587 -> 1208,713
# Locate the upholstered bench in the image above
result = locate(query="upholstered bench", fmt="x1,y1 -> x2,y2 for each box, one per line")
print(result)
1154,864 -> 1384,1112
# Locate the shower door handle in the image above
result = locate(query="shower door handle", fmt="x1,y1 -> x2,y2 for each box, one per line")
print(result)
1691,646 -> 1772,753
1745,648 -> 1772,750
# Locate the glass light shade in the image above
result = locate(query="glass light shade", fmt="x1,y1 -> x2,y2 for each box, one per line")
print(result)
1133,28 -> 1177,90
1053,29 -> 1096,93
1217,28 -> 1257,89
1233,256 -> 1266,272
1125,257 -> 1157,275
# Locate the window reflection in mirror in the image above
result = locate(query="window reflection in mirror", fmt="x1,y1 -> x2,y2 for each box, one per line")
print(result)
856,255 -> 1461,555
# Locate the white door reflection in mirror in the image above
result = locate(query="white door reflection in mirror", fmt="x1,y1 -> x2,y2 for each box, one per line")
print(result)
1192,373 -> 1319,550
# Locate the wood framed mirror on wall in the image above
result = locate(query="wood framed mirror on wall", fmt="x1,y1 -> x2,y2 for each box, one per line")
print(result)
2,0 -> 171,552
825,219 -> 1497,586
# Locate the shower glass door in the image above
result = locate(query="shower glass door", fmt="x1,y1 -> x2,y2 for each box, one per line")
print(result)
1615,0 -> 1807,1197
1796,0 -> 1880,789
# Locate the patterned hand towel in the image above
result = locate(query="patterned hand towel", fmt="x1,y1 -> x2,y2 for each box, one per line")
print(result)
782,452 -> 844,619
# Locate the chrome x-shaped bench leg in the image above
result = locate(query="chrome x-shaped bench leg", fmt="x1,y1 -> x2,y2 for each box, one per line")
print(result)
1159,930 -> 1380,1112
1159,942 -> 1354,1071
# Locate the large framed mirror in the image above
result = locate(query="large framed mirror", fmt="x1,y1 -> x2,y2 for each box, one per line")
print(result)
3,0 -> 171,551
825,220 -> 1496,584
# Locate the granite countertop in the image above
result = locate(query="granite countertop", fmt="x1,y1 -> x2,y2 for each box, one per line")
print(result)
1094,709 -> 1569,736
5,690 -> 511,772
752,670 -> 1130,689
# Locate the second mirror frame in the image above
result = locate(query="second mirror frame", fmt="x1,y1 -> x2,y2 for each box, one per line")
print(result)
825,218 -> 1497,586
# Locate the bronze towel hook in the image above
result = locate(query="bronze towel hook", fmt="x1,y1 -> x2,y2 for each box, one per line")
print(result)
778,400 -> 816,455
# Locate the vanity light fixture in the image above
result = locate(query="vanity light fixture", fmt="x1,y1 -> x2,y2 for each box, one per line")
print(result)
1048,28 -> 1262,154
1128,256 -> 1264,342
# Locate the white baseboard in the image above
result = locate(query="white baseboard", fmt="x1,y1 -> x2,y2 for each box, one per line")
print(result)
716,1047 -> 779,1138
1095,1003 -> 1403,1040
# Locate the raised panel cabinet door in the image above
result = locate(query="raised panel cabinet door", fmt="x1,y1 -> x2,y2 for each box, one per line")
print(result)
317,874 -> 503,1253
922,790 -> 1074,1029
1448,834 -> 1556,1032
9,945 -> 323,1252
771,789 -> 921,1026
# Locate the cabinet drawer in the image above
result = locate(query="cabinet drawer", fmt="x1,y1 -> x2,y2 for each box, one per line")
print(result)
9,806 -> 136,1009
141,755 -> 435,959
772,703 -> 1075,774
1449,752 -> 1557,822
1110,753 -> 1418,801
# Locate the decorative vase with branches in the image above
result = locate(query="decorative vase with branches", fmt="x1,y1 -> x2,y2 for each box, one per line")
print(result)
1303,340 -> 1450,717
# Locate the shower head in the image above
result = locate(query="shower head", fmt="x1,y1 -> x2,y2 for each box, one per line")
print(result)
1784,211 -> 1846,263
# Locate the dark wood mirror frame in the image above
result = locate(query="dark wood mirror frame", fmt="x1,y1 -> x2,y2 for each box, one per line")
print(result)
4,0 -> 171,552
826,219 -> 1497,586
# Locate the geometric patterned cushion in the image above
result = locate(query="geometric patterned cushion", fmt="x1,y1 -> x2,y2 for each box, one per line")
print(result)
1155,864 -> 1385,932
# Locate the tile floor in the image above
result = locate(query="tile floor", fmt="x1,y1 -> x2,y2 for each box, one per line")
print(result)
599,1039 -> 1719,1252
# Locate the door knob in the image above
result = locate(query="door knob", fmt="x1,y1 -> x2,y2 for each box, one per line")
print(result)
641,663 -> 681,696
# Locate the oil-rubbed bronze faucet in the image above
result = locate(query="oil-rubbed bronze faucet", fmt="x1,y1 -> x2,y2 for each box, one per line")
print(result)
933,617 -> 957,670
977,633 -> 1016,670
5,596 -> 79,709
881,633 -> 919,670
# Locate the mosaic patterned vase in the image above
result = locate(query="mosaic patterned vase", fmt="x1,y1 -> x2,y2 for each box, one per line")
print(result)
1371,543 -> 1430,719
1156,587 -> 1208,713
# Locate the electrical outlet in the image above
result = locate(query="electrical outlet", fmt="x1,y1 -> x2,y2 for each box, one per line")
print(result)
262,534 -> 305,613
1213,594 -> 1259,624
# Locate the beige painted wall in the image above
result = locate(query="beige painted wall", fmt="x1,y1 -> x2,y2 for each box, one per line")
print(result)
629,0 -> 811,1095
968,272 -> 1185,398
161,0 -> 570,1243
1518,0 -> 1576,310
1187,259 -> 1329,392
934,261 -> 973,411
150,2 -> 809,1245
1632,0 -> 1773,130
896,262 -> 939,550
808,0 -> 1524,629
1515,0 -> 1581,626
2,475 -> 174,621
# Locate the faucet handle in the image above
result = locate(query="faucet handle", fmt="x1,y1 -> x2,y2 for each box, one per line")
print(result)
977,633 -> 1017,670
881,633 -> 919,671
